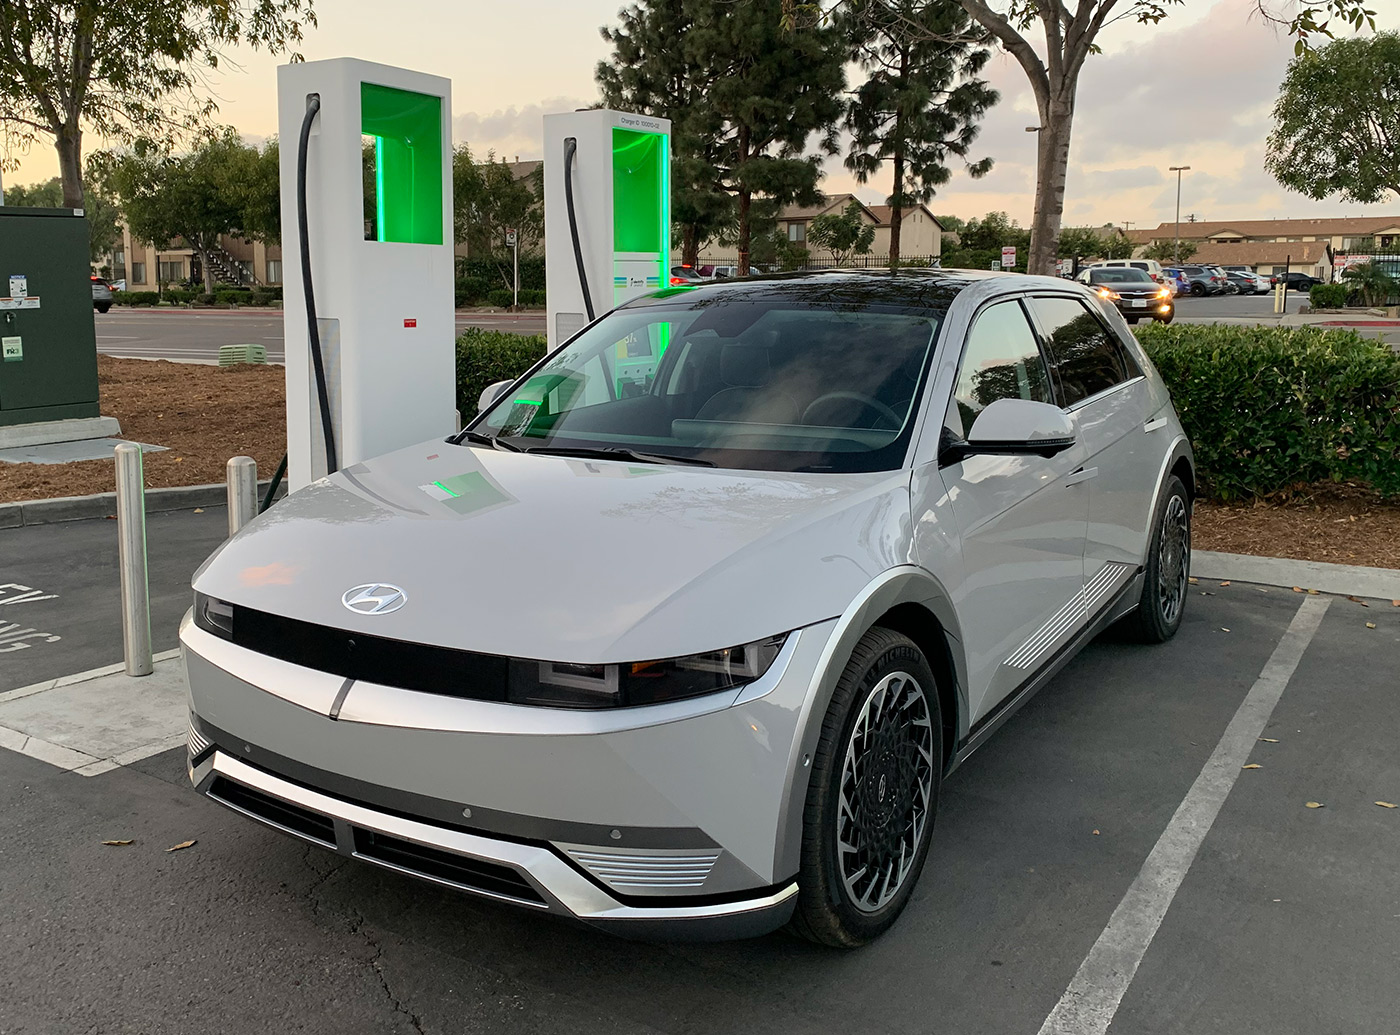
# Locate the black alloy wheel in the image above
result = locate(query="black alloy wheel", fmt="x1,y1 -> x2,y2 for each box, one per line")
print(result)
1121,474 -> 1191,643
791,627 -> 942,947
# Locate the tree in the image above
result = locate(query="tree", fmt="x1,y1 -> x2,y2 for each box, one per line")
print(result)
1341,261 -> 1398,307
842,0 -> 997,267
934,213 -> 965,233
794,0 -> 1377,275
1056,225 -> 1107,259
808,200 -> 878,265
606,0 -> 846,275
943,209 -> 1029,268
1143,239 -> 1195,262
0,0 -> 315,209
1266,31 -> 1400,205
102,130 -> 261,293
597,1 -> 734,265
452,146 -> 543,290
6,172 -> 123,262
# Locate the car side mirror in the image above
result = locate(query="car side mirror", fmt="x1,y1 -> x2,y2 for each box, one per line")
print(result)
941,398 -> 1076,466
477,379 -> 512,415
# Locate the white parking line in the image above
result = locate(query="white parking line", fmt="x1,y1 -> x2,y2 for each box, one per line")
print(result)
1036,595 -> 1330,1035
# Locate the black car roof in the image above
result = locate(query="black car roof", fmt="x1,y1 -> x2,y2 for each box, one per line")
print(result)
619,267 -> 1017,313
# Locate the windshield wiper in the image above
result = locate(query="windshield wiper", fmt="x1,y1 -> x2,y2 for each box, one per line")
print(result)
523,445 -> 714,467
452,429 -> 522,452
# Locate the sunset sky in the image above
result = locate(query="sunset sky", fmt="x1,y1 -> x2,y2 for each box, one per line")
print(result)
7,0 -> 1399,228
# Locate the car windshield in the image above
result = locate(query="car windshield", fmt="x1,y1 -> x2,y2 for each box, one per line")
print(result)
473,295 -> 946,473
1091,269 -> 1154,284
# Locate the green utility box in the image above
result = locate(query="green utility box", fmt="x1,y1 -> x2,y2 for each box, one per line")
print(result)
0,206 -> 100,427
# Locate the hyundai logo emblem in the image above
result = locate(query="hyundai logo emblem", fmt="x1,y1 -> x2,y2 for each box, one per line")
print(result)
341,583 -> 407,615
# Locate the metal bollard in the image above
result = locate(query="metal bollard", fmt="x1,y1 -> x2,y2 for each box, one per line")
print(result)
115,442 -> 153,677
226,456 -> 258,536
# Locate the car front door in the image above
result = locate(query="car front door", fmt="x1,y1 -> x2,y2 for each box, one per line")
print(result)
912,297 -> 1090,726
1028,295 -> 1163,601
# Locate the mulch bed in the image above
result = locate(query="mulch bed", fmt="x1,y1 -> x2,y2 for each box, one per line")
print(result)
1194,483 -> 1400,570
0,356 -> 286,504
3,358 -> 1397,571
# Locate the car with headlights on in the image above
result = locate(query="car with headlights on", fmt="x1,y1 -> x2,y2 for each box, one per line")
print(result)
1081,266 -> 1174,323
182,270 -> 1194,947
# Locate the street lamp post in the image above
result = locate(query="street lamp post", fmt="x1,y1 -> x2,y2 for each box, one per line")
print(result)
1169,166 -> 1190,264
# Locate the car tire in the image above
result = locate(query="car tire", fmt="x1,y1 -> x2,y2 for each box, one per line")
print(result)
1156,311 -> 1174,324
1126,316 -> 1140,324
1190,283 -> 1205,297
790,626 -> 942,948
95,303 -> 111,313
1121,474 -> 1191,644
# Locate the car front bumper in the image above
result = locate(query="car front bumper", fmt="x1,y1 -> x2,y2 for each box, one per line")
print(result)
180,611 -> 838,939
1113,296 -> 1174,318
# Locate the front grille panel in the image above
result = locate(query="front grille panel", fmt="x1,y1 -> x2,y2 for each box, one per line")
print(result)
209,776 -> 338,846
353,829 -> 545,906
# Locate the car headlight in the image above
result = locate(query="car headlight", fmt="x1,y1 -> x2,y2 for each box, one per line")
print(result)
1098,287 -> 1120,300
194,591 -> 234,640
1157,287 -> 1171,298
512,634 -> 788,708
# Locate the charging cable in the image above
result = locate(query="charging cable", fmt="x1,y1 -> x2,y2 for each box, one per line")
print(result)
297,93 -> 338,476
562,137 -> 595,322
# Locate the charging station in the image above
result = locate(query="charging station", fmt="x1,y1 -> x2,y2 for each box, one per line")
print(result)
543,109 -> 671,356
277,57 -> 455,491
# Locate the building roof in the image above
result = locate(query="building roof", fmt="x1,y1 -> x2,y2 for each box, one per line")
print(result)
1189,240 -> 1332,266
778,195 -> 942,228
1139,216 -> 1400,241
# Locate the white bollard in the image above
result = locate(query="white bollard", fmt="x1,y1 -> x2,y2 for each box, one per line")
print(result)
114,442 -> 153,677
226,456 -> 258,536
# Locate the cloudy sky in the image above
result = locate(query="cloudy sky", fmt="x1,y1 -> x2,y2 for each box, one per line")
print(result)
7,0 -> 1399,228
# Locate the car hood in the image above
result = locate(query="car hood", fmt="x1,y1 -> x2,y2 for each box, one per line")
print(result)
193,441 -> 914,663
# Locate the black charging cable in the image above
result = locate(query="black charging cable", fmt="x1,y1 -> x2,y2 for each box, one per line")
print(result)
562,137 -> 595,322
297,93 -> 338,476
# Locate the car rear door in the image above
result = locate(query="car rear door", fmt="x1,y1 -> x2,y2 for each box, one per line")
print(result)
1026,294 -> 1162,603
912,296 -> 1089,725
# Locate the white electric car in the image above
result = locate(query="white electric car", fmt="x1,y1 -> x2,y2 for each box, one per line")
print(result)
183,270 -> 1193,946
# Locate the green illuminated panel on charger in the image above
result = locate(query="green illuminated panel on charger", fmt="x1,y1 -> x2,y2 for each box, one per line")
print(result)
361,83 -> 443,245
612,128 -> 667,253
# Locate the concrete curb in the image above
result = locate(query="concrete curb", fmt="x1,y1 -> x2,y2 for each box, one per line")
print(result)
1192,550 -> 1400,601
0,479 -> 287,529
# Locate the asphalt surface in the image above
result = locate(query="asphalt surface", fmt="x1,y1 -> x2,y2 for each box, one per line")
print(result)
2,510 -> 1398,1034
94,309 -> 546,363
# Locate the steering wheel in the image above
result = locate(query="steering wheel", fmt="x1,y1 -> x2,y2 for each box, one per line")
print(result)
801,392 -> 903,431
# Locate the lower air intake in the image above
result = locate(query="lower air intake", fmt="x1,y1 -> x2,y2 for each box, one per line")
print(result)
564,846 -> 721,889
352,829 -> 545,906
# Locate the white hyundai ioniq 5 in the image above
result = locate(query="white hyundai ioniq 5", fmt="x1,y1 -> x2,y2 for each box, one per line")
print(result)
183,269 -> 1193,946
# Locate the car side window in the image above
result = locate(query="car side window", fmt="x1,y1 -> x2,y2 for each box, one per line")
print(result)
1030,296 -> 1142,407
945,300 -> 1052,439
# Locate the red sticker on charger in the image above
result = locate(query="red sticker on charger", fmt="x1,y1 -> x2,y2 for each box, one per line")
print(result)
403,318 -> 417,328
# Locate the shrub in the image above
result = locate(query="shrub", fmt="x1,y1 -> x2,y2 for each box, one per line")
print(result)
1308,283 -> 1349,309
454,276 -> 492,306
1135,323 -> 1400,500
518,288 -> 546,307
455,328 -> 547,419
456,256 -> 545,291
485,288 -> 514,308
163,288 -> 195,304
114,290 -> 161,306
214,288 -> 251,306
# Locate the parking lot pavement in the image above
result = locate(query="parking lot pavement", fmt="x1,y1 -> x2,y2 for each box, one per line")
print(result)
94,309 -> 544,364
1,579 -> 1395,1034
0,507 -> 229,692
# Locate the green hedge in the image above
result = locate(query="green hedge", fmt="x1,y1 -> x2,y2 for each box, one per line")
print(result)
486,288 -> 514,308
1136,323 -> 1400,499
114,290 -> 161,306
456,256 -> 545,291
455,328 -> 547,419
1309,283 -> 1349,309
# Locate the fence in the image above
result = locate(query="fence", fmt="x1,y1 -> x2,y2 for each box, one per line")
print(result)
694,253 -> 941,272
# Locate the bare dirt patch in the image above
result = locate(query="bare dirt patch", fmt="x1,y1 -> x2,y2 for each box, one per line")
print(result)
0,356 -> 286,504
1195,483 -> 1400,571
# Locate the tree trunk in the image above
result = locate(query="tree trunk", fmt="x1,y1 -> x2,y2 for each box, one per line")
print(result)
736,126 -> 751,276
889,48 -> 907,269
1027,96 -> 1073,276
196,245 -> 216,295
56,123 -> 85,209
682,223 -> 699,267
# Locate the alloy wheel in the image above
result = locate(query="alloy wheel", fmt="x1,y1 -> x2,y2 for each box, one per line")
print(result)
836,672 -> 935,914
1157,494 -> 1190,625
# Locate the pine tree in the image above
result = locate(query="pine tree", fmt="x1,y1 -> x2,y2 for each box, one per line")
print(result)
599,0 -> 847,273
842,0 -> 996,268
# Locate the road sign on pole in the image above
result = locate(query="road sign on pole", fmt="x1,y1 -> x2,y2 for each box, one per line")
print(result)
507,229 -> 519,309
1002,246 -> 1017,270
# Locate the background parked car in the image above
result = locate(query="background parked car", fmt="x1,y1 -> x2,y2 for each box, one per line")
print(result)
1225,270 -> 1268,295
91,276 -> 112,313
1272,271 -> 1323,291
1171,265 -> 1227,296
1082,258 -> 1166,283
1083,266 -> 1175,323
669,265 -> 706,285
711,264 -> 769,279
1161,268 -> 1191,296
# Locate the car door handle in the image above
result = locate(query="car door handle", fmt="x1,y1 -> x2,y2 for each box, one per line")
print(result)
1065,466 -> 1098,486
1144,417 -> 1169,433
